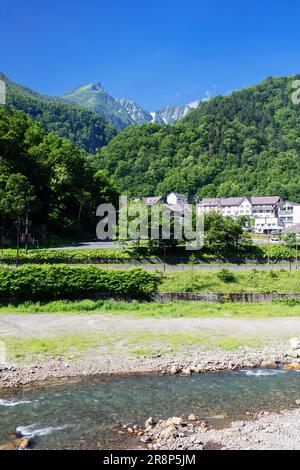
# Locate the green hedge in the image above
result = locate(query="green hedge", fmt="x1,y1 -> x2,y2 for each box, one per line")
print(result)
0,245 -> 298,265
0,248 -> 155,264
0,265 -> 162,300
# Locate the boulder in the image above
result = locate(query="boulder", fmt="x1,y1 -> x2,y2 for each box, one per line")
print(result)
171,417 -> 182,426
0,443 -> 15,450
144,417 -> 155,428
288,349 -> 300,358
16,438 -> 30,450
295,399 -> 300,405
284,363 -> 300,370
188,414 -> 197,421
289,337 -> 300,350
182,367 -> 193,375
159,425 -> 176,440
140,435 -> 152,444
170,366 -> 179,375
260,361 -> 277,369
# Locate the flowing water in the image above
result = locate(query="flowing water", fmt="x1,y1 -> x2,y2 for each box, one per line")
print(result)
0,369 -> 300,449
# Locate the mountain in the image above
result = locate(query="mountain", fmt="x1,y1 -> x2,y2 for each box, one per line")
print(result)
152,101 -> 200,124
98,75 -> 300,203
0,73 -> 117,153
115,98 -> 153,125
62,81 -> 201,128
63,82 -> 137,130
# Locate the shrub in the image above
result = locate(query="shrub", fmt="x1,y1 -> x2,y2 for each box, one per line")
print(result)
272,298 -> 300,306
0,248 -> 156,264
0,265 -> 162,300
217,269 -> 236,283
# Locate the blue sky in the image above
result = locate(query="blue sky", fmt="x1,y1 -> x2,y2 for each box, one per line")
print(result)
1,0 -> 300,110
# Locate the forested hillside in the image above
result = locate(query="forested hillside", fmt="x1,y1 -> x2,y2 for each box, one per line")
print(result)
0,73 -> 117,153
0,108 -> 119,238
98,76 -> 300,201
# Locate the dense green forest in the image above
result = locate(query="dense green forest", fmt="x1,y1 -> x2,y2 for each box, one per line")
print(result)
0,108 -> 119,240
0,73 -> 117,153
98,76 -> 300,201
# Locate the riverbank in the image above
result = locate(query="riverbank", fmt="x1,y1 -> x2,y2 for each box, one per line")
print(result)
139,408 -> 300,450
1,311 -> 300,389
1,344 -> 299,389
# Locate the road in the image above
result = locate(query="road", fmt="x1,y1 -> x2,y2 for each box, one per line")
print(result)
54,240 -> 122,249
90,263 -> 300,271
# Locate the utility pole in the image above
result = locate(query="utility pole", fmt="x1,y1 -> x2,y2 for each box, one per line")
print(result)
16,216 -> 20,266
1,216 -> 4,258
25,213 -> 29,255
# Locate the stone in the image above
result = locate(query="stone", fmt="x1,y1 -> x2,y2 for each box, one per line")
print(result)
295,400 -> 300,405
284,363 -> 300,370
0,443 -> 15,450
170,366 -> 179,375
289,337 -> 300,350
140,435 -> 152,444
127,427 -> 134,434
159,425 -> 176,440
188,414 -> 197,421
261,361 -> 277,369
243,362 -> 255,368
288,349 -> 300,358
182,367 -> 193,375
144,417 -> 155,428
16,438 -> 30,450
171,417 -> 182,426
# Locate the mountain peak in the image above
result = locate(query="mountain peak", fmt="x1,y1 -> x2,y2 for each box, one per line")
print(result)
90,81 -> 104,91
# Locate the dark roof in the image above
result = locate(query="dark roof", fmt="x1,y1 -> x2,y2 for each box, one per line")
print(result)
249,196 -> 281,205
200,196 -> 281,207
142,196 -> 164,205
221,197 -> 245,207
199,198 -> 222,206
200,197 -> 245,207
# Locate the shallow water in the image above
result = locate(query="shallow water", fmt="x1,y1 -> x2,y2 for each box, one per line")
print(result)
0,369 -> 299,449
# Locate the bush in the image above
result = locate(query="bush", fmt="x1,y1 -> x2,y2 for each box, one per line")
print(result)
217,269 -> 236,283
272,298 -> 300,306
0,265 -> 162,300
0,248 -> 155,264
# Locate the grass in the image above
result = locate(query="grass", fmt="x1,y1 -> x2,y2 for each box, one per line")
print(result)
159,269 -> 300,294
2,298 -> 300,317
0,331 -> 266,362
0,334 -> 113,362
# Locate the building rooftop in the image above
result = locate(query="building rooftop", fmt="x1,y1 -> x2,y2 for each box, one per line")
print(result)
200,196 -> 281,207
249,196 -> 281,205
142,196 -> 164,205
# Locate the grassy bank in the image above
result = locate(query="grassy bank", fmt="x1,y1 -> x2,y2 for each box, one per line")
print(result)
0,331 -> 266,363
1,298 -> 300,317
160,269 -> 300,293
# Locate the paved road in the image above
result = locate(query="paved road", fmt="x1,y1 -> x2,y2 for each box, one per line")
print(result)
92,263 -> 300,271
54,241 -> 122,249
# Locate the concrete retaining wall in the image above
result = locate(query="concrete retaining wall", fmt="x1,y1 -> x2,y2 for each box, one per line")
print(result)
151,292 -> 300,303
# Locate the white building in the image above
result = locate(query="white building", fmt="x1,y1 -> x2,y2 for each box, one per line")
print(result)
249,196 -> 282,219
199,195 -> 286,233
166,192 -> 188,205
199,196 -> 253,220
254,217 -> 285,234
279,201 -> 300,228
